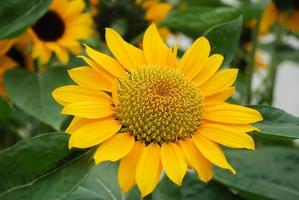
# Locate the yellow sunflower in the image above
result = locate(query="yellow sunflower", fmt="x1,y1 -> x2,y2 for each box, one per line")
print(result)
0,35 -> 33,96
29,0 -> 93,64
53,24 -> 262,197
137,0 -> 172,40
260,1 -> 299,34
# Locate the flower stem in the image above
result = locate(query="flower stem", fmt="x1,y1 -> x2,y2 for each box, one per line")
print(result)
266,23 -> 284,105
244,17 -> 261,104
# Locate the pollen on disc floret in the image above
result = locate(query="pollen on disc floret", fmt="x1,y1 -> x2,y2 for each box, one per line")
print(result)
115,65 -> 204,144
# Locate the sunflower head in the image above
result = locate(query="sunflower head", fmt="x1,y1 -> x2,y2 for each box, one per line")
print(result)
30,0 -> 93,64
0,35 -> 33,96
116,66 -> 204,144
53,23 -> 263,197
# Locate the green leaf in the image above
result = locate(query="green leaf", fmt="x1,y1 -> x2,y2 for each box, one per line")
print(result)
181,0 -> 226,7
65,162 -> 124,200
250,105 -> 299,140
0,97 -> 12,121
214,147 -> 299,200
66,163 -> 241,200
4,68 -> 73,130
153,173 -> 241,200
160,6 -> 241,38
0,0 -> 52,39
204,16 -> 243,66
0,132 -> 94,200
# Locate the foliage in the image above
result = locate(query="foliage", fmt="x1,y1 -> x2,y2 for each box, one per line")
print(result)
1,0 -> 299,199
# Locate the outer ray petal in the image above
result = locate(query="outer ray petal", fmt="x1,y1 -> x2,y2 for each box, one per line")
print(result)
193,54 -> 224,86
202,120 -> 259,133
136,143 -> 162,197
66,117 -> 84,133
78,55 -> 115,81
178,37 -> 210,78
61,101 -> 114,119
68,67 -> 112,91
192,133 -> 236,174
68,117 -> 122,148
52,85 -> 112,106
178,139 -> 213,182
198,125 -> 255,149
143,23 -> 170,66
106,28 -> 145,71
199,69 -> 238,97
94,133 -> 135,164
204,103 -> 263,124
118,141 -> 145,193
84,45 -> 126,78
204,87 -> 235,105
161,142 -> 187,185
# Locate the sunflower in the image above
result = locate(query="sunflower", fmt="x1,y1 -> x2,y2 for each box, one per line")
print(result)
0,35 -> 33,96
260,0 -> 299,35
137,0 -> 172,40
29,0 -> 93,65
53,24 -> 263,197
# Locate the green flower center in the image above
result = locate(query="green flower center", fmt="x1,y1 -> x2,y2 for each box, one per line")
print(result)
116,66 -> 204,144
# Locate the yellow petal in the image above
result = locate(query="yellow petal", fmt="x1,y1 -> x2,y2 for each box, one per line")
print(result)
143,23 -> 169,66
193,54 -> 224,86
52,85 -> 112,106
118,141 -> 145,193
105,28 -> 145,71
136,143 -> 162,197
198,124 -> 255,149
204,103 -> 263,124
61,101 -> 114,119
192,133 -> 236,174
84,45 -> 126,78
94,133 -> 135,164
199,69 -> 238,97
178,37 -> 210,79
68,67 -> 112,91
78,55 -> 114,81
202,120 -> 259,133
178,139 -> 213,183
66,117 -> 84,133
161,142 -> 187,185
68,117 -> 121,148
204,87 -> 235,105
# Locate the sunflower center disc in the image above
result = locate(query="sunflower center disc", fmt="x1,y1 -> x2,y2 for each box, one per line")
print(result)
32,10 -> 65,41
7,47 -> 26,68
116,66 -> 204,144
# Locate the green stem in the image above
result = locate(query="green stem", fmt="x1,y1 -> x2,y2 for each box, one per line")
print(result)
267,24 -> 284,105
244,17 -> 261,104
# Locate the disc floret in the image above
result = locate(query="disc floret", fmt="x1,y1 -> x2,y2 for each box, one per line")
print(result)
116,66 -> 204,144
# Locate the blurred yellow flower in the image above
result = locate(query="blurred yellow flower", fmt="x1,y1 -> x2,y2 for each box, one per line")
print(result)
53,24 -> 262,197
260,1 -> 299,34
137,0 -> 172,41
0,35 -> 33,96
29,0 -> 93,64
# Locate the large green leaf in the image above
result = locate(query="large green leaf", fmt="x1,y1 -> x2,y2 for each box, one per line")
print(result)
0,132 -> 94,200
0,97 -> 12,121
66,163 -> 241,200
153,173 -> 241,200
160,6 -> 241,38
250,105 -> 299,140
214,147 -> 299,200
204,16 -> 243,66
4,68 -> 73,130
65,162 -> 124,200
0,0 -> 52,39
